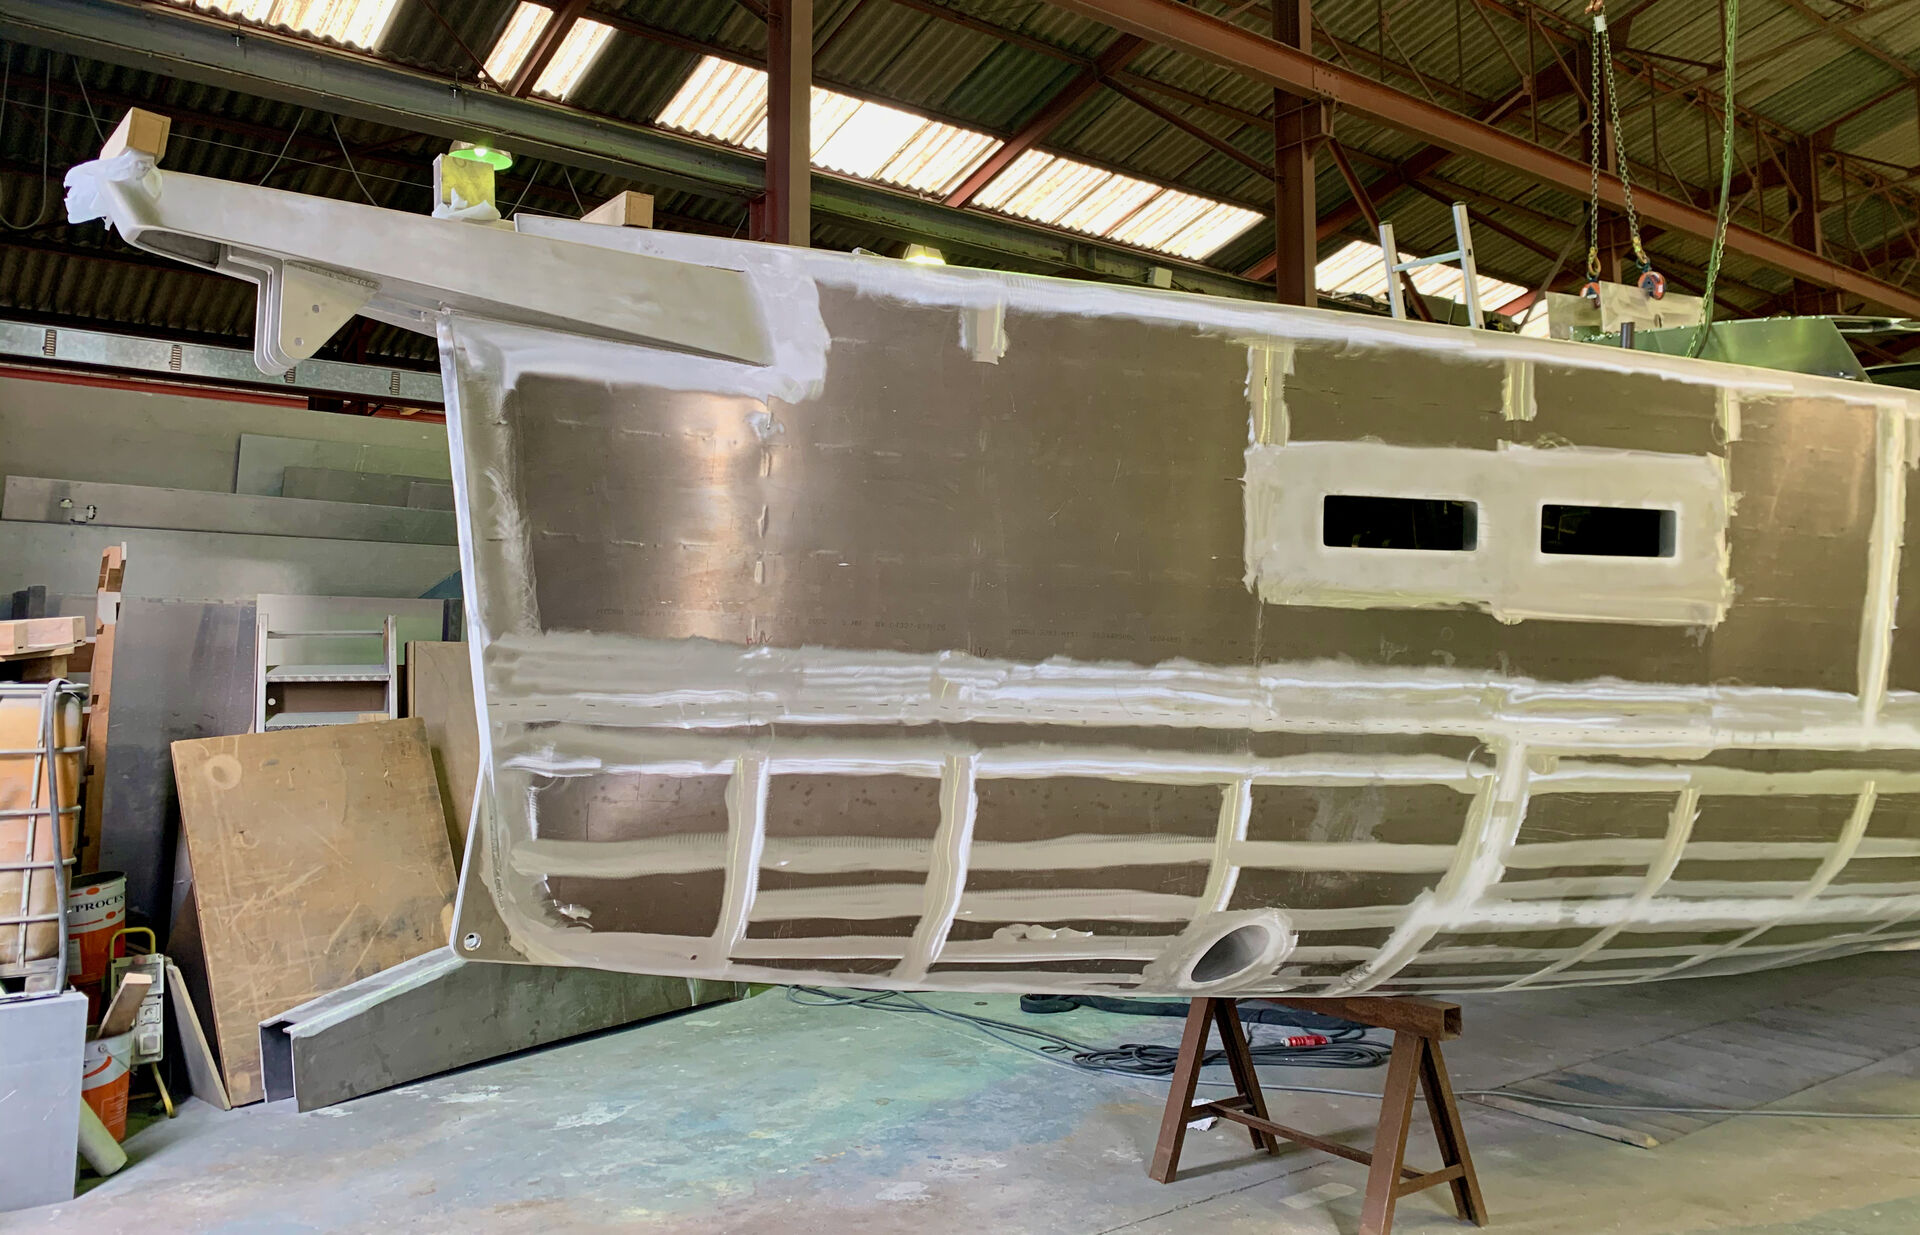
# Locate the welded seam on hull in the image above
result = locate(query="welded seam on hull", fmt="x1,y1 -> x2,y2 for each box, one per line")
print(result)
483,633 -> 1920,751
1246,342 -> 1292,446
1201,777 -> 1252,916
1858,405 -> 1909,725
1321,741 -> 1531,994
1501,359 -> 1535,422
1500,787 -> 1700,989
706,754 -> 769,967
891,752 -> 978,983
1655,782 -> 1879,980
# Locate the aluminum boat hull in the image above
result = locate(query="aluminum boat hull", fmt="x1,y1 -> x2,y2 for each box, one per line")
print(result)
72,152 -> 1920,996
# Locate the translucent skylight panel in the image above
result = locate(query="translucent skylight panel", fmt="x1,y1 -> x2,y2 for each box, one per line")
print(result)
533,17 -> 615,99
1107,191 -> 1219,253
194,0 -> 400,48
975,150 -> 1258,259
969,150 -> 1052,210
482,3 -> 549,85
1054,175 -> 1160,236
814,100 -> 925,180
482,3 -> 614,98
1165,203 -> 1266,260
655,56 -> 1003,195
980,154 -> 1108,219
657,55 -> 1260,259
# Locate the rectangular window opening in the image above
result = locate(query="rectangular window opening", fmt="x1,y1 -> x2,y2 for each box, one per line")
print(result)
1540,504 -> 1676,558
1322,495 -> 1477,551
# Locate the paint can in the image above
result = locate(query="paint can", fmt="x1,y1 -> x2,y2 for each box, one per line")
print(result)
82,1030 -> 135,1141
65,871 -> 127,988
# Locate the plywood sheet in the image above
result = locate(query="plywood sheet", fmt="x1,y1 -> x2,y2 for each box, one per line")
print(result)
405,641 -> 479,858
171,718 -> 455,1105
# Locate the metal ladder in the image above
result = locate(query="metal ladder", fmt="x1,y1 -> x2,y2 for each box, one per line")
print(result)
1379,202 -> 1485,329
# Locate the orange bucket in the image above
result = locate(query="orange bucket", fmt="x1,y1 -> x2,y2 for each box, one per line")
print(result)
82,1030 -> 135,1141
66,871 -> 127,987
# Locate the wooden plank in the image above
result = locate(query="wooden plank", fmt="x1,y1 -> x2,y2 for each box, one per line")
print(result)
0,616 -> 86,652
164,957 -> 230,1111
405,641 -> 480,860
1271,995 -> 1460,1039
98,970 -> 153,1036
79,544 -> 124,876
170,719 -> 456,1105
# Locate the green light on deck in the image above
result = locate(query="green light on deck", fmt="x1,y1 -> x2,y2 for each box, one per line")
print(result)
450,142 -> 513,171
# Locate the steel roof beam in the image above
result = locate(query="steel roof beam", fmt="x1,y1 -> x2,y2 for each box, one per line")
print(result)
1045,0 -> 1920,316
944,34 -> 1145,207
0,0 -> 1270,299
508,0 -> 592,98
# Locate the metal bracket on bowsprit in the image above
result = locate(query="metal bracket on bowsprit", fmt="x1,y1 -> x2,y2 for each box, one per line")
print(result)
221,253 -> 380,375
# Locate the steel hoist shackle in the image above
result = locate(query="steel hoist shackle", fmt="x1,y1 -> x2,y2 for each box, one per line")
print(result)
1583,0 -> 1664,304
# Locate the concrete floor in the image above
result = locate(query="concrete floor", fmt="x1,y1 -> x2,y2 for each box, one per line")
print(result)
13,952 -> 1920,1234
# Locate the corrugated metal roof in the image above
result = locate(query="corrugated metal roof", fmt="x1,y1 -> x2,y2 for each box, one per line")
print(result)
3,0 -> 1916,360
190,0 -> 401,50
655,55 -> 1000,195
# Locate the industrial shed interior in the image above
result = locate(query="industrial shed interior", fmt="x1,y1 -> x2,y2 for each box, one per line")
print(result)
3,0 -> 1920,1232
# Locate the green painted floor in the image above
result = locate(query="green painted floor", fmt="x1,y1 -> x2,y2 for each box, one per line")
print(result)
13,952 -> 1920,1234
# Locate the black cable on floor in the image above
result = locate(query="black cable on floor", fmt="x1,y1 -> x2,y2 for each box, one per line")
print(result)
785,986 -> 1391,1081
788,987 -> 1920,1121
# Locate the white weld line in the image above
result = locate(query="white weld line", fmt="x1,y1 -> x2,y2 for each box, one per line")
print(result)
940,936 -> 1169,963
1656,781 -> 1879,980
721,963 -> 1143,996
487,631 -> 1920,749
512,834 -> 729,878
1231,840 -> 1458,872
1501,357 -> 1535,422
1246,340 -> 1293,446
1859,404 -> 1908,725
753,883 -> 924,920
1202,776 -> 1251,914
1485,876 -> 1649,900
968,834 -> 1210,871
956,888 -> 1201,923
1532,764 -> 1920,796
891,752 -> 978,984
706,754 -> 769,966
1321,741 -> 1531,995
730,936 -> 909,960
1494,836 -> 1887,869
1500,786 -> 1700,990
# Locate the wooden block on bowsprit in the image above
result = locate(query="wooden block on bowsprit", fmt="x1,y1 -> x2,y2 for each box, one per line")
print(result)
581,191 -> 654,229
100,109 -> 170,161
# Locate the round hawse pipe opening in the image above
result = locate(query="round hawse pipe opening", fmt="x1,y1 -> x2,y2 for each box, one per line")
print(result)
1188,921 -> 1280,985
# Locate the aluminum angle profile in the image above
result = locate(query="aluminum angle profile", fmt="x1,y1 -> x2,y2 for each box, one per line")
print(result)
63,151 -> 778,373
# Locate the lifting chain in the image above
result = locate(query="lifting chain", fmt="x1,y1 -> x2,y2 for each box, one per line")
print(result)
1583,0 -> 1665,303
1689,0 -> 1740,359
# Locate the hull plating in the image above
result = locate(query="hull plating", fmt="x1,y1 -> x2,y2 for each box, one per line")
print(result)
74,160 -> 1920,995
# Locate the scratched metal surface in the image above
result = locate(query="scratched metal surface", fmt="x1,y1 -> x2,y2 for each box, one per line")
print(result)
442,244 -> 1920,997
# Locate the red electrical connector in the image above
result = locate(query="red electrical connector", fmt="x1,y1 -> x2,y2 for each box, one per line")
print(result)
1278,1033 -> 1331,1048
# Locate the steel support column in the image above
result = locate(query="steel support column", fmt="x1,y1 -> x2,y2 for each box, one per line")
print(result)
759,0 -> 812,245
1045,0 -> 1920,316
1269,0 -> 1317,306
1785,139 -> 1839,315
